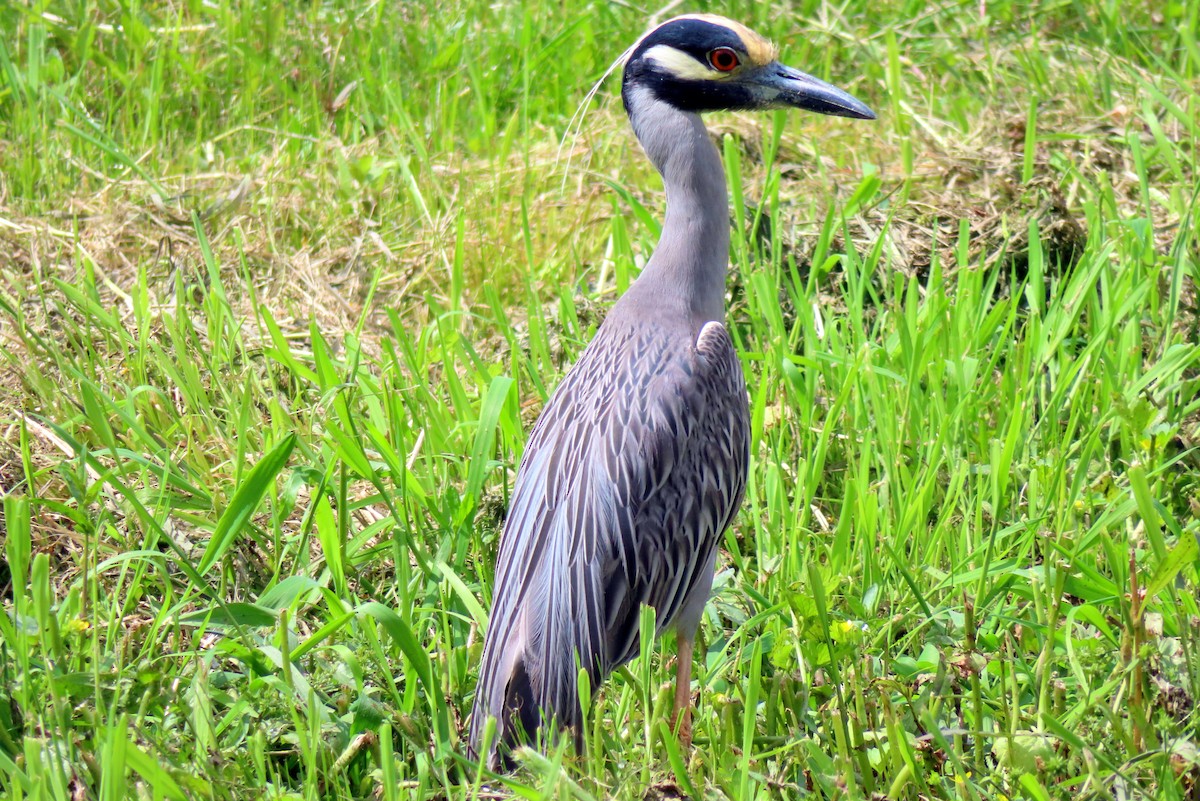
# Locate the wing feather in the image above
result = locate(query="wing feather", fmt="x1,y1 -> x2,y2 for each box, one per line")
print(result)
469,319 -> 749,765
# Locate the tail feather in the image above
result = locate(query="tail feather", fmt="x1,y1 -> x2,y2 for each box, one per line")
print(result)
468,639 -> 556,770
499,660 -> 540,768
469,557 -> 596,769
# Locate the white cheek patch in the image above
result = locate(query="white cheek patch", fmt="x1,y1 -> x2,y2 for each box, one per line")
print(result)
642,44 -> 726,82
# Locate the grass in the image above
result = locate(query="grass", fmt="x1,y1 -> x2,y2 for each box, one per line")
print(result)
1,0 -> 1199,798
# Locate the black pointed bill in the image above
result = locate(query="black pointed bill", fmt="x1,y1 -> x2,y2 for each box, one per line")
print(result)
757,63 -> 876,120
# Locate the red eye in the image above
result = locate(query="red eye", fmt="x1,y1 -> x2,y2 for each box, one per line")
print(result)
708,47 -> 740,72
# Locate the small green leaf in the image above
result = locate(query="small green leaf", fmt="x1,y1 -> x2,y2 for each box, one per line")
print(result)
1128,464 -> 1162,540
1143,533 -> 1200,603
463,375 -> 514,506
358,601 -> 452,754
438,561 -> 489,629
358,602 -> 431,690
199,433 -> 296,576
314,493 -> 347,596
179,603 -> 278,629
259,575 -> 322,610
3,497 -> 31,620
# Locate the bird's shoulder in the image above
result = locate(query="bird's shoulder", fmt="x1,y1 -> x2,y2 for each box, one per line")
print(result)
523,316 -> 743,468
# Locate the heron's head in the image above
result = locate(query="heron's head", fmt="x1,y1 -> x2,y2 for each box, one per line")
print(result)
622,15 -> 875,120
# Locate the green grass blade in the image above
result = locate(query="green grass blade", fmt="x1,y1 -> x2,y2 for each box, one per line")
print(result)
198,433 -> 296,576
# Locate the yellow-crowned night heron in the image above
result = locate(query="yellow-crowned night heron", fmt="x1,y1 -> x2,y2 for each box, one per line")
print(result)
469,15 -> 874,769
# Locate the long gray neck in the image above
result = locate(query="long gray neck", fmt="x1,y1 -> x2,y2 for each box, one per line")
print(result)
620,86 -> 730,325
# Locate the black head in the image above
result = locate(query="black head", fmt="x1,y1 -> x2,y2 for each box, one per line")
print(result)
621,15 -> 875,120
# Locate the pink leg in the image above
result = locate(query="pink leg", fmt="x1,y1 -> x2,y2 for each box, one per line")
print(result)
673,633 -> 695,747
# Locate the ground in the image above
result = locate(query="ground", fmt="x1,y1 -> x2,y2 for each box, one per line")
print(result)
0,1 -> 1198,799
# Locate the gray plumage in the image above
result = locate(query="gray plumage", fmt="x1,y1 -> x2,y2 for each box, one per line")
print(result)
469,15 -> 874,770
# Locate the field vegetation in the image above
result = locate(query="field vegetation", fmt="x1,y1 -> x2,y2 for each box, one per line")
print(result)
1,0 -> 1198,799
